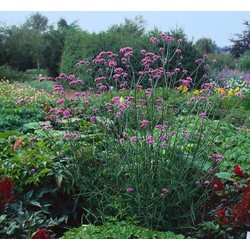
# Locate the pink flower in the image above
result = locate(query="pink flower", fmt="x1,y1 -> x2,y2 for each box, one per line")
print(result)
199,112 -> 207,119
195,181 -> 200,185
162,188 -> 169,193
130,136 -> 138,142
126,187 -> 134,193
160,135 -> 167,141
39,77 -> 46,82
149,37 -> 158,43
178,38 -> 183,43
56,99 -> 65,105
90,116 -> 96,124
140,120 -> 150,128
204,180 -> 210,185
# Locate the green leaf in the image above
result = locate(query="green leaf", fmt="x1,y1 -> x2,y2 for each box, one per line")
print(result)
40,168 -> 51,174
0,131 -> 20,139
30,201 -> 42,208
215,172 -> 234,181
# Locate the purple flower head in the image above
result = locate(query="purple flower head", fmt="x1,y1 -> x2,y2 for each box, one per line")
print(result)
59,73 -> 68,79
39,77 -> 46,82
130,136 -> 138,142
199,112 -> 207,119
140,120 -> 150,128
126,187 -> 134,193
149,37 -> 158,43
119,138 -> 125,143
178,38 -> 183,43
56,99 -> 65,105
90,116 -> 96,124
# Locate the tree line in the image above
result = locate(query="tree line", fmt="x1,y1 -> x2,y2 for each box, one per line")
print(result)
0,12 -> 249,81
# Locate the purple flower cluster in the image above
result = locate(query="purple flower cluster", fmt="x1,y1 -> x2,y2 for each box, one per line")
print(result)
208,153 -> 224,163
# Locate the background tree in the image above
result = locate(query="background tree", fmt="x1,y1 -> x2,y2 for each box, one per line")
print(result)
194,37 -> 217,55
229,21 -> 250,58
0,23 -> 7,66
22,12 -> 49,32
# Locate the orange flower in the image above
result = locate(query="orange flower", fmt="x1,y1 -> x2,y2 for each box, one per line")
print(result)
13,137 -> 23,151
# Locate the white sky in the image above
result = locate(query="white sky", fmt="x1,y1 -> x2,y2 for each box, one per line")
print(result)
0,1 -> 250,47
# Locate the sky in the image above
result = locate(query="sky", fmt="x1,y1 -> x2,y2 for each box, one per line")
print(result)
0,1 -> 250,47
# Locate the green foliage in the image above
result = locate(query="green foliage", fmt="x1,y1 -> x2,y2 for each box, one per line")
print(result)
194,37 -> 216,55
0,176 -> 68,239
1,25 -> 250,238
59,30 -> 93,83
61,220 -> 185,239
24,68 -> 48,81
237,50 -> 250,71
23,80 -> 55,93
208,53 -> 236,71
0,81 -> 57,132
22,12 -> 49,33
0,64 -> 24,81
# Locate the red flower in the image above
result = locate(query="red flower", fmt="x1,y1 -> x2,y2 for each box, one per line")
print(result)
0,177 -> 18,212
233,165 -> 244,177
33,228 -> 52,239
216,207 -> 228,225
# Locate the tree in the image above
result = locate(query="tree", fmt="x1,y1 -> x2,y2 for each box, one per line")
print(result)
43,27 -> 66,76
57,18 -> 69,30
23,12 -> 49,32
229,21 -> 250,58
0,24 -> 7,66
108,16 -> 147,37
194,37 -> 216,55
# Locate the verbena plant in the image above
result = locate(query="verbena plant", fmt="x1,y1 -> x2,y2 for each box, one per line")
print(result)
38,34 -> 247,232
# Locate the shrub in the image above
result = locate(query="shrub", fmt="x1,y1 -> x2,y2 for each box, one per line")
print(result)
0,64 -> 24,82
61,220 -> 185,239
238,50 -> 250,71
208,53 -> 236,72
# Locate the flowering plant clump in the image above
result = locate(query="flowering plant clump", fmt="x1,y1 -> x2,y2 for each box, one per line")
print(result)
37,33 -> 248,232
1,32 -> 249,238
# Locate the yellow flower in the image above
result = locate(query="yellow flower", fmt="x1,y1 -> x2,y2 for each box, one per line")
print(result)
119,96 -> 125,104
227,90 -> 234,96
216,88 -> 225,95
177,85 -> 188,93
193,89 -> 200,95
182,87 -> 188,93
234,87 -> 240,93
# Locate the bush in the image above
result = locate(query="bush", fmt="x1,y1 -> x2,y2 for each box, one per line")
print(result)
0,64 -> 24,82
238,50 -> 250,71
61,220 -> 185,239
23,68 -> 49,81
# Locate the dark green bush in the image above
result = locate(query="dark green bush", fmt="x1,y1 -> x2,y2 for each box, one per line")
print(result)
0,64 -> 24,82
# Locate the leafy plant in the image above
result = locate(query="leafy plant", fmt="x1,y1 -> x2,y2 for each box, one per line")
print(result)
61,220 -> 185,239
